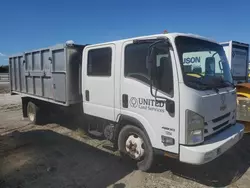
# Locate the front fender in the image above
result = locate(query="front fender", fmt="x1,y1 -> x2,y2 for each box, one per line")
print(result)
116,111 -> 156,147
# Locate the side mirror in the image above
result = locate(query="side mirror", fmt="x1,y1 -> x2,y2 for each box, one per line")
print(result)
147,39 -> 170,100
205,57 -> 215,76
147,47 -> 157,80
147,39 -> 169,80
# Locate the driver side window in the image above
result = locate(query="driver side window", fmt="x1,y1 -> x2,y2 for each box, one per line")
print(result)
124,43 -> 174,96
124,43 -> 151,84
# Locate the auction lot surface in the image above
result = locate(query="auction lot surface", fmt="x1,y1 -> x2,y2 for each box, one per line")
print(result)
1,83 -> 250,188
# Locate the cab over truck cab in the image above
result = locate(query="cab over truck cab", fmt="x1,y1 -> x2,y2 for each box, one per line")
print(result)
10,33 -> 244,171
82,33 -> 244,171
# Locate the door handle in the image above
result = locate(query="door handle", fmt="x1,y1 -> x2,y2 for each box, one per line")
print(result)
166,99 -> 175,114
85,90 -> 89,101
122,94 -> 128,108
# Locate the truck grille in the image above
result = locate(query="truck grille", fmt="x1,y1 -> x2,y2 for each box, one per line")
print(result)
204,112 -> 232,137
212,112 -> 230,123
213,120 -> 229,131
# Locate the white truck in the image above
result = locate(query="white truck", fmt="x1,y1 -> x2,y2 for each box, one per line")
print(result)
220,41 -> 249,84
9,33 -> 244,171
219,41 -> 250,130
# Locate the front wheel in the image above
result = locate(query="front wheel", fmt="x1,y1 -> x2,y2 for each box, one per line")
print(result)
118,125 -> 154,171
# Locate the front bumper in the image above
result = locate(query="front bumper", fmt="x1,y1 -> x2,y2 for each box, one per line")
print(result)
179,123 -> 244,165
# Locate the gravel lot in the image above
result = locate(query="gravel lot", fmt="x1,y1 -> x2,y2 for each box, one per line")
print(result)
1,84 -> 250,188
0,82 -> 10,94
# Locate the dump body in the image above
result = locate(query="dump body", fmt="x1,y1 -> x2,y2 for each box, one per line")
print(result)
220,41 -> 249,84
9,43 -> 86,106
220,41 -> 250,132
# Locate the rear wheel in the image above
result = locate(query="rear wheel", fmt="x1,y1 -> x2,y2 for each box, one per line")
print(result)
118,125 -> 154,172
27,101 -> 43,125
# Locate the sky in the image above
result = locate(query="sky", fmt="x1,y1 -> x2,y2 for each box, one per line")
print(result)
0,0 -> 249,65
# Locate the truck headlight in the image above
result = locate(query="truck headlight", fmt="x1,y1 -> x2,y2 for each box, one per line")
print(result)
186,110 -> 204,145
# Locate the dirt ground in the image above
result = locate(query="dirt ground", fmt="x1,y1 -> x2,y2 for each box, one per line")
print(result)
1,84 -> 250,188
0,83 -> 10,94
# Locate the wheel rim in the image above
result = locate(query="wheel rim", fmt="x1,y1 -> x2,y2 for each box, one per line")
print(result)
28,104 -> 35,122
125,134 -> 145,160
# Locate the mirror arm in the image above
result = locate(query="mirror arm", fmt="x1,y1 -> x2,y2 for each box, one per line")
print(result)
148,38 -> 170,101
150,80 -> 156,98
147,38 -> 169,55
212,52 -> 218,57
150,84 -> 169,101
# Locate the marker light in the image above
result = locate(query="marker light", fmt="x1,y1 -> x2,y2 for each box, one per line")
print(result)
163,30 -> 168,34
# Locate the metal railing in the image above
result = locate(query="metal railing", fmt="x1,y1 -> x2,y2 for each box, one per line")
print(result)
0,73 -> 9,82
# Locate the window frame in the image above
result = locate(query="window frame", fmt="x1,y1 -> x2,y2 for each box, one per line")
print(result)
87,47 -> 112,77
123,41 -> 174,98
124,42 -> 152,85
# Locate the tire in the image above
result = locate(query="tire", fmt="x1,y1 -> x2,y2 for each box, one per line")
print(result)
118,125 -> 154,172
27,101 -> 43,125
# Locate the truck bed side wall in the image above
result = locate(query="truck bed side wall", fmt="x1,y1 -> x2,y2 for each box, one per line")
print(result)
9,44 -> 85,106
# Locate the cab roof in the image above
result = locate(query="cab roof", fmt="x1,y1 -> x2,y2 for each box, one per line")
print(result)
87,32 -> 219,47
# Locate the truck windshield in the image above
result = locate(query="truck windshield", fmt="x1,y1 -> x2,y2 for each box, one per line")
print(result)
175,36 -> 233,91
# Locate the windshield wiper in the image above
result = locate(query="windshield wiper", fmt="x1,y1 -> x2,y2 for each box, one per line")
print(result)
209,85 -> 219,93
188,80 -> 219,92
222,81 -> 235,88
196,79 -> 220,93
219,77 -> 235,88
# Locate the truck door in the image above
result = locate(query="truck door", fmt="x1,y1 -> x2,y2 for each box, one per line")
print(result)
82,44 -> 115,121
120,40 -> 180,154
